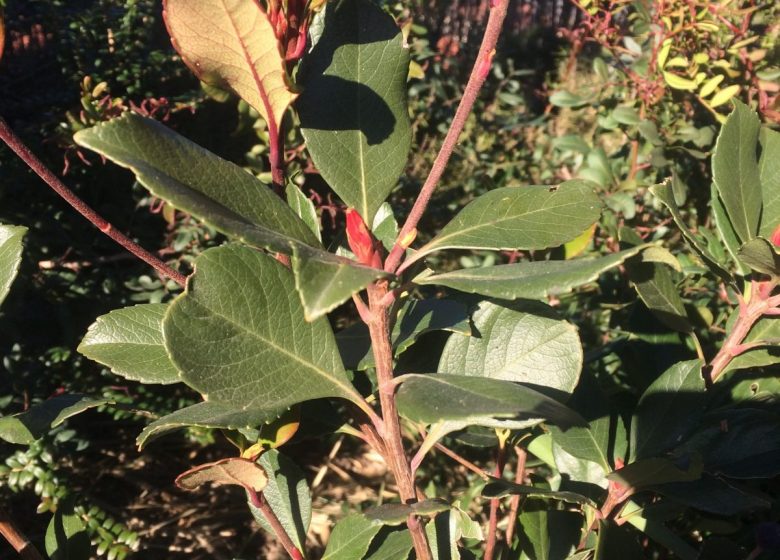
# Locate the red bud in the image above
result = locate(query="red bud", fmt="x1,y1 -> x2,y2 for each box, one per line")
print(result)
771,224 -> 780,248
346,209 -> 382,268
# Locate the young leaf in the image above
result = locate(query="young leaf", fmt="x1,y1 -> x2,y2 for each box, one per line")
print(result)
322,513 -> 383,560
163,0 -> 296,129
0,224 -> 26,307
408,181 -> 602,265
737,237 -> 780,276
249,450 -> 312,551
298,0 -> 411,224
712,100 -> 762,242
163,245 -> 369,416
631,359 -> 705,461
416,245 -> 648,301
759,127 -> 780,237
0,395 -> 111,445
176,457 -> 268,493
137,401 -> 287,449
439,300 -> 582,393
291,245 -> 390,321
74,113 -> 320,253
78,303 -> 180,385
395,374 -> 585,428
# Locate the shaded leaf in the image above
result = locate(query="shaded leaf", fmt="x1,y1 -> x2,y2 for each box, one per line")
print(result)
176,457 -> 268,492
619,501 -> 698,560
652,475 -> 770,515
737,237 -> 780,276
0,395 -> 110,445
721,316 -> 780,374
365,499 -> 449,526
298,0 -> 411,224
78,304 -> 180,385
416,246 -> 647,301
322,513 -> 382,560
163,245 -> 368,415
74,113 -> 319,253
481,478 -> 596,508
712,100 -> 762,242
608,455 -> 703,490
0,224 -> 26,307
410,182 -> 601,265
364,529 -> 412,560
45,504 -> 90,560
163,0 -> 295,127
759,127 -> 780,237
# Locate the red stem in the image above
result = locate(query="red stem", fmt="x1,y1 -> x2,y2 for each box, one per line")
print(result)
0,508 -> 43,560
505,446 -> 527,546
248,489 -> 305,560
384,0 -> 510,274
484,441 -> 508,560
0,118 -> 187,287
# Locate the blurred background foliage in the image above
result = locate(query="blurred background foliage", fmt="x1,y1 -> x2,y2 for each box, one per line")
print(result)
0,0 -> 778,558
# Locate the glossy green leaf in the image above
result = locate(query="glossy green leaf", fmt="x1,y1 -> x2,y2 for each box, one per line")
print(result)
163,245 -> 368,416
439,300 -> 582,393
737,237 -> 780,276
45,504 -> 90,560
292,246 -> 390,321
137,400 -> 287,449
74,113 -> 319,253
286,183 -> 321,243
721,316 -> 780,374
298,0 -> 411,224
409,181 -> 601,265
0,395 -> 111,445
0,224 -> 25,307
416,246 -> 647,300
364,529 -> 413,560
482,478 -> 596,508
322,513 -> 382,560
759,127 -> 780,237
395,374 -> 585,427
249,450 -> 311,551
336,297 -> 470,370
712,100 -> 762,242
650,181 -> 733,282
78,304 -> 180,385
631,359 -> 705,461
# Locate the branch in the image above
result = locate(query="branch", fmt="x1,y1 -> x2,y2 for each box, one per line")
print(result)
0,118 -> 187,287
0,508 -> 43,560
384,0 -> 510,274
248,489 -> 305,560
504,447 -> 527,546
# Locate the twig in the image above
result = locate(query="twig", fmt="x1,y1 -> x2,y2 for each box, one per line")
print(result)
484,440 -> 508,560
384,0 -> 510,274
247,490 -> 305,560
0,508 -> 43,560
432,442 -> 490,479
504,446 -> 527,546
0,117 -> 187,287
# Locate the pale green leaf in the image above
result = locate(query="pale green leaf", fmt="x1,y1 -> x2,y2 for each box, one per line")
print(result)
416,246 -> 647,300
322,513 -> 382,560
78,304 -> 180,385
0,224 -> 26,307
712,100 -> 762,242
298,0 -> 411,224
163,0 -> 296,127
408,181 -> 601,266
74,113 -> 319,253
163,245 -> 368,415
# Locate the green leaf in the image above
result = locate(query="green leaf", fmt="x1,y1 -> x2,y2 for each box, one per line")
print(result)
372,202 -> 399,252
163,0 -> 296,128
621,228 -> 691,333
0,395 -> 110,445
608,455 -> 703,489
365,499 -> 449,525
45,504 -> 90,560
759,127 -> 780,237
612,106 -> 641,126
336,297 -> 470,370
297,0 -> 411,224
650,181 -> 733,282
292,246 -> 390,321
74,113 -> 319,253
0,224 -> 25,307
652,475 -> 770,515
286,183 -> 321,243
549,90 -> 589,108
364,529 -> 413,560
711,184 -> 751,275
737,237 -> 780,276
249,450 -> 311,551
439,300 -> 582,393
322,513 -> 382,560
482,478 -> 597,508
409,181 -> 602,265
163,245 -> 368,415
395,374 -> 585,427
721,316 -> 780,374
631,359 -> 705,461
712,100 -> 762,242
137,401 -> 287,449
78,304 -> 180,385
620,501 -> 698,560
416,246 -> 647,301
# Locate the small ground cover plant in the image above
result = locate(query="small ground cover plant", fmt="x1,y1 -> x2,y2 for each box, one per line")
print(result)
0,0 -> 779,559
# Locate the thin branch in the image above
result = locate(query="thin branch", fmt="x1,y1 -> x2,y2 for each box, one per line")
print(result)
384,0 -> 510,274
248,490 -> 305,560
432,442 -> 490,479
0,117 -> 187,287
504,447 -> 527,546
484,440 -> 508,560
0,508 -> 43,560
